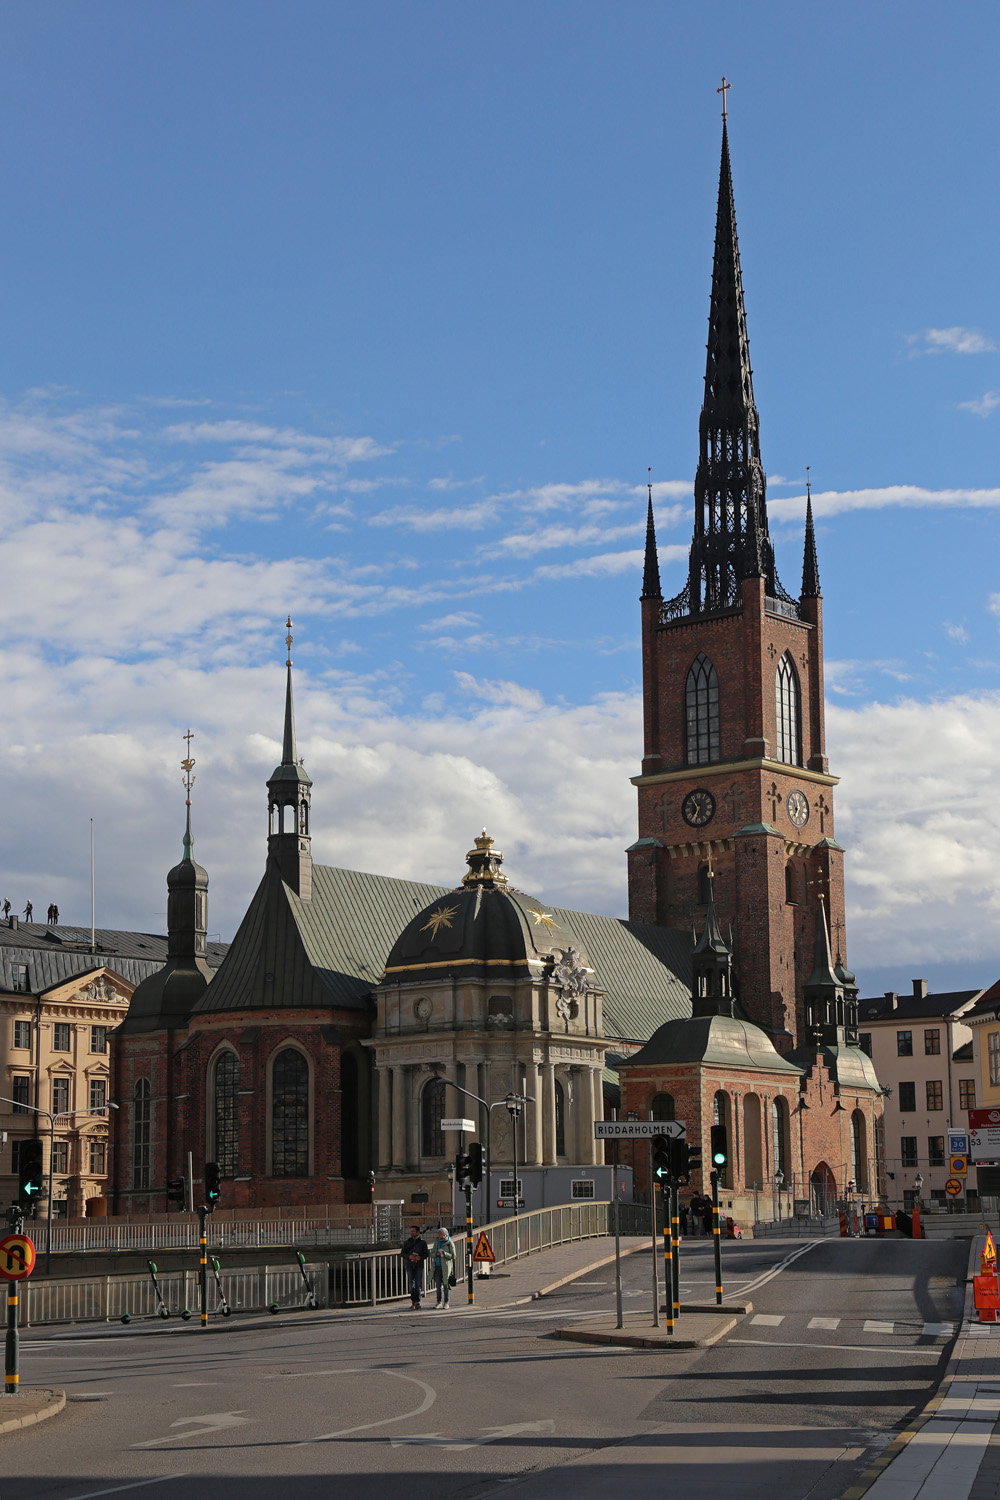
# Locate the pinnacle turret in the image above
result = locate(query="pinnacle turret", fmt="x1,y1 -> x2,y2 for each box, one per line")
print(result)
640,476 -> 662,600
801,472 -> 821,599
267,618 -> 313,898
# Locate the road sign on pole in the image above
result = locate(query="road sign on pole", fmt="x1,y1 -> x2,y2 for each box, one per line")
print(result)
945,1177 -> 963,1197
950,1155 -> 968,1177
595,1121 -> 685,1140
441,1118 -> 476,1133
472,1231 -> 495,1264
0,1233 -> 33,1397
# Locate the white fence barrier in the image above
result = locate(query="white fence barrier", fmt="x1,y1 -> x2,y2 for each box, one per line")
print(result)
22,1202 -> 613,1326
49,1204 -> 404,1255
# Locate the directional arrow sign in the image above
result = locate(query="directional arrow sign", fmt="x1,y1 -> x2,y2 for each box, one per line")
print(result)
594,1120 -> 685,1140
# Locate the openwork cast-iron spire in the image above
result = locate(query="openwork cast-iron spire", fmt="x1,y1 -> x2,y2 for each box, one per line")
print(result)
664,121 -> 796,621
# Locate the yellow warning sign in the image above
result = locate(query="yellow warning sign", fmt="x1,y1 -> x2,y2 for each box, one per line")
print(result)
983,1230 -> 997,1275
472,1231 -> 495,1264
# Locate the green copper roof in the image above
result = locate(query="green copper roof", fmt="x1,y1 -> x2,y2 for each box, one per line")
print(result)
621,1012 -> 802,1073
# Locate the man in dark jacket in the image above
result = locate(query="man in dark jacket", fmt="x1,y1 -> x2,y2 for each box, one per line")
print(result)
401,1226 -> 429,1309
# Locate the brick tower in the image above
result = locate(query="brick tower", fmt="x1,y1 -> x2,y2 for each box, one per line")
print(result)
627,120 -> 845,1052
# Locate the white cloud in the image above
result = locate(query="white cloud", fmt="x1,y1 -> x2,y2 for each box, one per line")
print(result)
907,327 -> 996,356
944,622 -> 970,645
959,391 -> 1000,418
770,484 -> 1000,522
484,520 -> 643,560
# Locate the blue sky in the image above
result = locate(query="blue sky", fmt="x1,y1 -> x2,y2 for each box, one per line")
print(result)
1,2 -> 999,998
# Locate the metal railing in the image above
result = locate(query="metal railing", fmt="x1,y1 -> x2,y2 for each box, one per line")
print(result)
48,1205 -> 404,1255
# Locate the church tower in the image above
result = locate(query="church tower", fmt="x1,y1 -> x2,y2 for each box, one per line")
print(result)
267,618 -> 313,900
627,115 -> 845,1052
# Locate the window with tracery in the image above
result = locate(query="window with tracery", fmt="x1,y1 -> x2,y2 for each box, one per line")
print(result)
271,1049 -> 309,1177
132,1078 -> 150,1190
775,653 -> 802,766
685,653 -> 720,765
421,1077 -> 446,1158
213,1051 -> 240,1177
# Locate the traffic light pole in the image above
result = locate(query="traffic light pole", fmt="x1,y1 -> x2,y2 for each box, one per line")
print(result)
198,1205 -> 209,1329
711,1170 -> 723,1305
671,1181 -> 680,1323
465,1183 -> 474,1305
649,1144 -> 659,1328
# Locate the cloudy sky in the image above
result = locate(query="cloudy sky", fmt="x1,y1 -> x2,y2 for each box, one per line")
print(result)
1,3 -> 999,999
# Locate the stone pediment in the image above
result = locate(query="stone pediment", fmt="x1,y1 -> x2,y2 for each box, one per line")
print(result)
41,967 -> 133,1009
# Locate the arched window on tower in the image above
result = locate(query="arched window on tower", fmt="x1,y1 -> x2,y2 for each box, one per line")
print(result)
213,1050 -> 240,1178
771,1097 -> 788,1178
651,1093 -> 675,1122
132,1078 -> 150,1191
775,653 -> 802,766
421,1078 -> 446,1158
554,1080 -> 566,1157
271,1048 -> 309,1177
685,653 -> 720,766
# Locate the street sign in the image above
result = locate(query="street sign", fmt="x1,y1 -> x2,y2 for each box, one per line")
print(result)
441,1118 -> 476,1133
498,1198 -> 525,1210
595,1120 -> 686,1140
979,1166 -> 1000,1196
950,1154 -> 968,1177
948,1131 -> 969,1155
969,1108 -> 1000,1162
945,1177 -> 963,1197
984,1231 -> 997,1275
472,1231 -> 495,1264
0,1234 -> 35,1280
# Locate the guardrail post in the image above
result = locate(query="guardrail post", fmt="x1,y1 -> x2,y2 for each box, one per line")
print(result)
370,1253 -> 377,1307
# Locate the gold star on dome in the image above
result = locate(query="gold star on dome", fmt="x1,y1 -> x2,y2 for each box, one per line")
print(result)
421,904 -> 458,939
527,905 -> 556,933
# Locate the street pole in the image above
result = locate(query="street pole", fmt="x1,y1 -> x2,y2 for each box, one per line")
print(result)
46,1114 -> 55,1275
198,1205 -> 208,1328
663,1180 -> 674,1336
187,1151 -> 195,1214
612,1162 -> 623,1329
711,1169 -> 723,1306
465,1183 -> 474,1305
4,1281 -> 18,1394
649,1143 -> 659,1328
671,1180 -> 680,1324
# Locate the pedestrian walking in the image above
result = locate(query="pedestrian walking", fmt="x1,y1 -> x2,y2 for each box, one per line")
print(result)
2,899 -> 10,920
679,1202 -> 689,1237
432,1227 -> 456,1309
23,900 -> 33,922
400,1225 -> 429,1309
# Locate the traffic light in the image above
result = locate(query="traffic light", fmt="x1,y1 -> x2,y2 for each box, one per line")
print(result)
468,1142 -> 484,1187
367,1170 -> 376,1197
18,1138 -> 44,1211
204,1161 -> 222,1208
652,1133 -> 671,1182
166,1177 -> 187,1208
710,1124 -> 729,1170
455,1150 -> 471,1187
687,1142 -> 703,1177
670,1138 -> 691,1184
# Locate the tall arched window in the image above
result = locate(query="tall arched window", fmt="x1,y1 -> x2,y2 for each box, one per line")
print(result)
271,1048 -> 309,1177
421,1078 -> 446,1158
851,1110 -> 868,1191
685,653 -> 720,766
651,1093 -> 675,1122
771,1097 -> 788,1177
213,1051 -> 240,1178
132,1078 -> 150,1191
554,1080 -> 566,1156
341,1052 -> 359,1178
775,653 -> 802,766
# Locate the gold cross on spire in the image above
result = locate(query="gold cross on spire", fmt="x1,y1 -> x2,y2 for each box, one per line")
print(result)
181,728 -> 196,807
285,616 -> 293,668
718,76 -> 732,121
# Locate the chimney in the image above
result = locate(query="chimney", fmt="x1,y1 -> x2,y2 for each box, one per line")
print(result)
7,916 -> 17,930
912,979 -> 928,1001
884,991 -> 898,1011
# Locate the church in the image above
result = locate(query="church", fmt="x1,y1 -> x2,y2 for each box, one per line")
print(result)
108,115 -> 883,1225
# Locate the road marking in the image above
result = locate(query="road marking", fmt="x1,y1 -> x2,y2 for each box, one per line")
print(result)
922,1322 -> 953,1337
132,1412 -> 249,1448
391,1420 -> 555,1451
751,1314 -> 784,1327
863,1319 -> 894,1334
572,1282 -> 607,1287
809,1317 -> 841,1330
172,1382 -> 219,1388
297,1367 -> 437,1446
58,1478 -> 187,1500
729,1338 -> 942,1355
735,1241 -> 819,1297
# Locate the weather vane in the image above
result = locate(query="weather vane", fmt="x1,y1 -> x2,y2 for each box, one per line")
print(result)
285,616 -> 293,668
181,728 -> 196,807
718,76 -> 732,121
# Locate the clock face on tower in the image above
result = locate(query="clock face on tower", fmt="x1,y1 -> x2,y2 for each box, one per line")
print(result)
682,788 -> 716,828
786,789 -> 809,829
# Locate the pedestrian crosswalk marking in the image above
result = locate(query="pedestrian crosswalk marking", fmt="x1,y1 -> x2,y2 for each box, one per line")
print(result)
921,1322 -> 952,1337
863,1319 -> 895,1334
751,1314 -> 785,1326
808,1317 -> 840,1330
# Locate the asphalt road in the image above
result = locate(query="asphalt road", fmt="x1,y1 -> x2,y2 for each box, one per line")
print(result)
3,1235 -> 968,1500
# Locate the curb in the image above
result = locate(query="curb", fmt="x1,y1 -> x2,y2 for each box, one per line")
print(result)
838,1237 -> 980,1500
523,1240 -> 650,1304
0,1389 -> 65,1436
551,1314 -> 739,1351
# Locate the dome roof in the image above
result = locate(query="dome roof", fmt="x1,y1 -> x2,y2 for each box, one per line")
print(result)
382,831 -> 587,983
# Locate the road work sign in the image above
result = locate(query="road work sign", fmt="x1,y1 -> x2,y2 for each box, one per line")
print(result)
983,1231 -> 997,1275
472,1232 -> 495,1264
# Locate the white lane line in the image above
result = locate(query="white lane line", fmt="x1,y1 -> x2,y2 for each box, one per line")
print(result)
729,1338 -> 942,1356
734,1241 -> 819,1297
59,1477 -> 187,1500
296,1367 -> 437,1447
863,1320 -> 895,1335
809,1317 -> 841,1330
172,1382 -> 219,1388
922,1322 -> 954,1337
751,1314 -> 785,1327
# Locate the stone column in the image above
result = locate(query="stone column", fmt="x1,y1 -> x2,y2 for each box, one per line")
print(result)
390,1065 -> 406,1168
542,1062 -> 556,1163
525,1061 -> 543,1165
578,1065 -> 595,1165
440,1062 -> 460,1158
377,1065 -> 392,1169
591,1066 -> 605,1165
406,1067 -> 423,1169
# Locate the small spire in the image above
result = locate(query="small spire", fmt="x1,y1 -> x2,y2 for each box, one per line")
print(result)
801,467 -> 821,598
462,829 -> 509,889
806,894 -> 840,990
180,729 -> 196,861
282,617 -> 297,766
641,469 -> 662,600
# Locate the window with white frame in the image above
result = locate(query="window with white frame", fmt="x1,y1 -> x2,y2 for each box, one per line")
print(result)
571,1179 -> 595,1199
89,1078 -> 107,1113
52,1023 -> 71,1052
90,1025 -> 108,1054
89,1139 -> 106,1175
498,1178 -> 522,1199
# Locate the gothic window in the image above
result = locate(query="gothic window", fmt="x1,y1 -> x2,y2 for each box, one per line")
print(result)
651,1093 -> 675,1122
421,1077 -> 446,1158
554,1080 -> 566,1156
341,1052 -> 359,1178
271,1048 -> 309,1177
774,653 -> 802,766
132,1078 -> 150,1191
213,1051 -> 240,1178
771,1097 -> 788,1177
685,653 -> 720,766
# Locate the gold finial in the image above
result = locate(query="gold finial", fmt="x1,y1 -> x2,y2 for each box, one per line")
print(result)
181,728 -> 196,807
706,845 -> 714,878
718,75 -> 732,121
285,616 -> 293,668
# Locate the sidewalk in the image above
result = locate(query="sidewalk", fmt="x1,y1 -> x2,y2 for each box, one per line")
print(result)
846,1236 -> 1000,1500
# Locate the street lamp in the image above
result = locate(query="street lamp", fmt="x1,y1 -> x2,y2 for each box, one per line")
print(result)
774,1170 -> 785,1222
504,1093 -> 535,1259
0,1095 -> 119,1273
914,1172 -> 924,1212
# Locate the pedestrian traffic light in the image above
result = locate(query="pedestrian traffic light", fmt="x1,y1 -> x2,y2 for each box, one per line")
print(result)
710,1125 -> 728,1169
204,1161 -> 222,1207
670,1139 -> 691,1184
18,1139 -> 44,1211
166,1177 -> 187,1208
468,1142 -> 484,1187
455,1150 -> 471,1187
652,1134 -> 671,1182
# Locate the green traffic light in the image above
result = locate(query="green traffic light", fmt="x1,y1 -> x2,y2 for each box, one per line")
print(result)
712,1151 -> 725,1165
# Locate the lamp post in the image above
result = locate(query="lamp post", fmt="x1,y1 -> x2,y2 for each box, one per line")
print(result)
505,1092 -> 535,1257
0,1095 -> 119,1273
914,1172 -> 924,1212
774,1170 -> 784,1222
